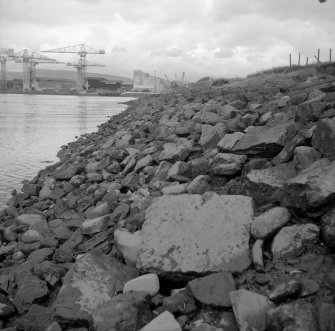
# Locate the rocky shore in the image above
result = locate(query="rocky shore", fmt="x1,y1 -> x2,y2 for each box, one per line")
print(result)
0,68 -> 335,330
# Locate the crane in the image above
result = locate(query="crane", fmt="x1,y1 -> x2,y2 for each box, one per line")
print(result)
41,44 -> 105,92
0,48 -> 15,89
66,60 -> 105,91
13,49 -> 59,91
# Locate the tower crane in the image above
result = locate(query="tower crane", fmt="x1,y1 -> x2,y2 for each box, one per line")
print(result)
0,48 -> 15,89
12,49 -> 59,91
41,44 -> 105,92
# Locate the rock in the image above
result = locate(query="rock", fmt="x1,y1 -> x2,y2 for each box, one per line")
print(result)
13,274 -> 49,314
161,292 -> 197,315
27,247 -> 54,263
271,224 -> 320,259
199,111 -> 219,125
316,302 -> 335,331
55,164 -> 82,180
266,302 -> 317,331
269,279 -> 301,303
312,118 -> 335,160
230,289 -> 274,331
3,225 -> 18,242
219,311 -> 239,331
218,104 -> 238,119
232,121 -> 297,157
16,304 -> 53,331
199,123 -> 226,150
280,159 -> 335,211
21,229 -> 43,243
21,182 -> 41,196
217,132 -> 244,151
159,139 -> 193,162
45,321 -> 62,331
296,98 -> 325,122
123,274 -> 160,296
53,252 -> 138,328
135,154 -> 154,173
251,207 -> 291,240
81,214 -> 110,235
139,311 -> 182,331
211,153 -> 247,176
187,175 -> 210,194
291,92 -> 308,106
84,202 -> 110,219
137,194 -> 254,276
161,183 -> 188,195
277,95 -> 290,108
0,242 -> 18,257
0,303 -> 13,317
167,161 -> 191,180
320,207 -> 335,251
114,229 -> 142,267
33,261 -> 67,287
187,272 -> 236,307
94,291 -> 151,331
300,279 -> 320,297
294,146 -> 320,171
16,213 -> 48,233
252,239 -> 264,272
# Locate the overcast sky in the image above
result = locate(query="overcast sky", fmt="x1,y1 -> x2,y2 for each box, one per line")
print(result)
0,0 -> 334,81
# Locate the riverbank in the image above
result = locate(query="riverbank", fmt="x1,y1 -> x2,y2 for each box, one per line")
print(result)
0,68 -> 335,330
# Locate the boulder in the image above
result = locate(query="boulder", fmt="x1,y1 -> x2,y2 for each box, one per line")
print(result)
271,223 -> 320,259
312,118 -> 335,160
211,153 -> 247,176
280,159 -> 335,211
81,215 -> 110,235
320,207 -> 335,251
134,155 -> 154,173
53,252 -> 138,328
159,139 -> 193,162
199,123 -> 226,150
84,202 -> 110,219
123,274 -> 160,296
230,289 -> 274,331
217,132 -> 244,151
294,146 -> 320,171
16,304 -> 53,331
187,272 -> 236,307
232,121 -> 297,157
137,194 -> 254,276
295,98 -> 325,122
139,311 -> 182,331
251,207 -> 291,240
187,175 -> 210,194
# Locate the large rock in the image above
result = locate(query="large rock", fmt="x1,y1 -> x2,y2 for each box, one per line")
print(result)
139,311 -> 182,331
271,224 -> 320,259
199,123 -> 226,150
16,304 -> 53,331
210,153 -> 247,176
217,132 -> 244,151
294,146 -> 320,171
187,272 -> 236,307
137,194 -> 254,276
230,289 -> 274,331
232,121 -> 297,157
159,139 -> 193,162
280,159 -> 335,211
312,118 -> 335,160
320,207 -> 335,251
53,252 -> 138,329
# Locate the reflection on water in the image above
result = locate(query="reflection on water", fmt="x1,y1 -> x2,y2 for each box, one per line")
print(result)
0,93 -> 133,208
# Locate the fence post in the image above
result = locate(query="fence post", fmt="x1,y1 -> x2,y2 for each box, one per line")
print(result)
289,53 -> 291,67
330,49 -> 332,62
298,52 -> 301,66
306,57 -> 309,66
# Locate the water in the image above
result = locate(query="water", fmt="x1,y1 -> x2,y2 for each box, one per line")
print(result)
0,94 -> 134,209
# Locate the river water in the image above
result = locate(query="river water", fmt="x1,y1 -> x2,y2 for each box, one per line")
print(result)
0,94 -> 133,209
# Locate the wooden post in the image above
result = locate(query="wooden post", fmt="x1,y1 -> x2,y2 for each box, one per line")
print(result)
298,52 -> 301,66
330,49 -> 332,62
314,49 -> 320,63
306,57 -> 309,66
289,53 -> 291,67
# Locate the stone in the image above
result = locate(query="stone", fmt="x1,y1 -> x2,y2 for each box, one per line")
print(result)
13,274 -> 49,314
187,272 -> 236,307
27,247 -> 54,263
232,121 -> 297,157
252,239 -> 264,272
0,303 -> 13,317
53,252 -> 138,328
312,118 -> 335,160
218,104 -> 238,119
139,311 -> 182,331
161,292 -> 197,315
84,202 -> 110,219
16,304 -> 53,331
159,140 -> 193,162
269,279 -> 301,303
277,95 -> 290,108
296,98 -> 325,122
21,182 -> 41,196
161,183 -> 188,195
219,311 -> 239,331
55,164 -> 82,180
16,213 -> 47,230
211,153 -> 247,176
45,321 -> 62,331
266,302 -> 317,331
167,161 -> 191,179
316,302 -> 335,331
0,242 -> 17,257
81,214 -> 110,235
137,194 -> 254,276
300,279 -> 320,297
320,207 -> 335,251
199,123 -> 226,150
33,261 -> 67,287
78,231 -> 109,253
294,146 -> 320,171
280,159 -> 335,211
291,92 -> 308,106
251,207 -> 291,240
3,226 -> 18,242
187,175 -> 210,194
21,229 -> 43,243
135,154 -> 154,173
230,289 -> 274,331
123,274 -> 160,296
114,229 -> 142,267
271,224 -> 320,259
217,132 -> 244,151
94,291 -> 151,331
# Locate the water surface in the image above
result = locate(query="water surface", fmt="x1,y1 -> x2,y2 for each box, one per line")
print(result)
0,94 -> 133,208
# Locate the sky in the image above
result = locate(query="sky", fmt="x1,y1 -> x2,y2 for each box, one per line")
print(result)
0,0 -> 334,81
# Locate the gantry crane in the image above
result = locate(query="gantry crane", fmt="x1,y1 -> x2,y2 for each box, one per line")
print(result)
0,48 -> 15,89
13,49 -> 60,91
41,44 -> 105,92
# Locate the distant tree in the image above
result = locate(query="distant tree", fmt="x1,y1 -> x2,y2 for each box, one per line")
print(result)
319,0 -> 327,3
